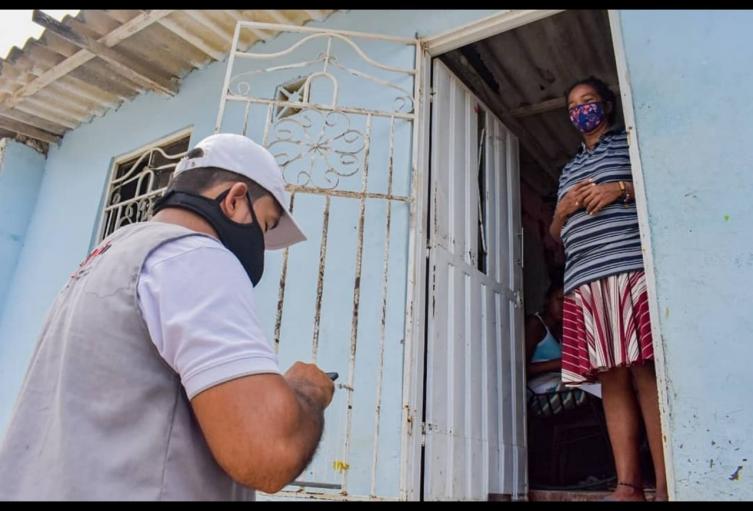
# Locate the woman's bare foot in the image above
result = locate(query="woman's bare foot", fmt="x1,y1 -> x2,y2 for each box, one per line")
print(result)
603,483 -> 646,501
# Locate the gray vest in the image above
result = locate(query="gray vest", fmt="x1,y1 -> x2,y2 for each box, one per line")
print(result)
0,222 -> 254,501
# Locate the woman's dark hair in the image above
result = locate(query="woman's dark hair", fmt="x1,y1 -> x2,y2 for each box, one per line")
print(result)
564,76 -> 617,125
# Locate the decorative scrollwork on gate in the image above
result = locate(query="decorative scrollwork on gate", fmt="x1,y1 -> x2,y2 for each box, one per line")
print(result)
268,109 -> 366,189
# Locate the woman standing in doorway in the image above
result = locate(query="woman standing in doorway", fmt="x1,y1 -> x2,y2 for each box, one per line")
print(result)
550,76 -> 667,501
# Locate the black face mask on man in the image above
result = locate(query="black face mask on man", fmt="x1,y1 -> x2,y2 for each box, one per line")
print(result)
153,188 -> 265,286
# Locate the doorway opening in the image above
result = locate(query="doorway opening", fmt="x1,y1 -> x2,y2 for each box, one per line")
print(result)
423,9 -> 661,500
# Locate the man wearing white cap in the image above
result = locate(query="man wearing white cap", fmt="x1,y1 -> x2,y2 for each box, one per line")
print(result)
0,133 -> 334,500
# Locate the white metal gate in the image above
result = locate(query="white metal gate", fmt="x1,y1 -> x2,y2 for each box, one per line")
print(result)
215,22 -> 420,500
423,60 -> 527,500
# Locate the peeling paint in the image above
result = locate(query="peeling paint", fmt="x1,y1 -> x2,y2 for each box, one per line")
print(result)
311,195 -> 331,362
341,113 -> 372,492
285,184 -> 410,203
370,118 -> 396,495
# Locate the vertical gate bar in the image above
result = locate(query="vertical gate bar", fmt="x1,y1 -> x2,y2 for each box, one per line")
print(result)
215,21 -> 242,133
262,103 -> 274,145
274,193 -> 296,352
400,38 -> 422,501
311,194 -> 331,362
370,115 -> 396,496
241,99 -> 252,136
341,113 -> 372,492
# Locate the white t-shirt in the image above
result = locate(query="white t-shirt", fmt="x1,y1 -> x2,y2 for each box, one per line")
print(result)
137,235 -> 281,400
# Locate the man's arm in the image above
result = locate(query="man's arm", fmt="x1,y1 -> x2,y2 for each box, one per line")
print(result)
137,239 -> 334,494
191,362 -> 333,494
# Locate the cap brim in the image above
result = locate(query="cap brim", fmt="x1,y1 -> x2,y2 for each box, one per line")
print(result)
264,210 -> 307,250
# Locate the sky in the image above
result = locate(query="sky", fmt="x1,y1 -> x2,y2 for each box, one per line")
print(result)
1,10 -> 80,60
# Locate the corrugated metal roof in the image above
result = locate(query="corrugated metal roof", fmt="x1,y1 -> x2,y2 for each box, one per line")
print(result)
0,9 -> 335,150
441,10 -> 621,195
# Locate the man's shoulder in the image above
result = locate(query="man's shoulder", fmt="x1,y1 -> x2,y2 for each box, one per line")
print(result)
143,232 -> 230,269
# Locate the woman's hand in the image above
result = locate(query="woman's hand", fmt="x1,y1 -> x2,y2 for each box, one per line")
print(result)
550,180 -> 591,241
556,181 -> 591,219
576,180 -> 624,215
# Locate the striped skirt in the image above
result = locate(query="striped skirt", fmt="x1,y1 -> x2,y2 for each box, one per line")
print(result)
561,270 -> 654,385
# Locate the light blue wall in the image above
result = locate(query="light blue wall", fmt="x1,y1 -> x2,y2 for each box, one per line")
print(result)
0,140 -> 45,313
619,10 -> 753,500
0,9 -> 498,497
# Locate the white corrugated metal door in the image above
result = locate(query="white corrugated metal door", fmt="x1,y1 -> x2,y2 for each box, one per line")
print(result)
423,59 -> 527,501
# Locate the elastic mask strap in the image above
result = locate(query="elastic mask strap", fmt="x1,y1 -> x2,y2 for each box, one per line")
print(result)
215,188 -> 260,227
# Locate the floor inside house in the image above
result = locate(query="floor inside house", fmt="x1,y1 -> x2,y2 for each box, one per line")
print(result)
436,9 -> 657,499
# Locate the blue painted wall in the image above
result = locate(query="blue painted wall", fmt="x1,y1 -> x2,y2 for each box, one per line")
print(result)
619,10 -> 753,500
4,8 -> 750,501
0,9 -> 498,498
0,140 -> 45,314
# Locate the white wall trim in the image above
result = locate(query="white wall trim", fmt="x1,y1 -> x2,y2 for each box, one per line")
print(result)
607,9 -> 676,500
422,10 -> 564,56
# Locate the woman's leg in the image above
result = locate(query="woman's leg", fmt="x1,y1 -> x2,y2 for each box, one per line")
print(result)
631,363 -> 668,501
599,367 -> 645,501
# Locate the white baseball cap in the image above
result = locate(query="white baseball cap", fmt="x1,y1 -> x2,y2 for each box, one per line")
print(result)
174,133 -> 306,250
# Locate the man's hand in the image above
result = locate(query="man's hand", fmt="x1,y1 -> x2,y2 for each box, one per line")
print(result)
284,362 -> 335,411
191,362 -> 335,494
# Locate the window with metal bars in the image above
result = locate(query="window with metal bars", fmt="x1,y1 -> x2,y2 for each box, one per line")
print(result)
98,132 -> 191,242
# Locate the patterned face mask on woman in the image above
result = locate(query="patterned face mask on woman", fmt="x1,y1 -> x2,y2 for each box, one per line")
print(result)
569,101 -> 606,134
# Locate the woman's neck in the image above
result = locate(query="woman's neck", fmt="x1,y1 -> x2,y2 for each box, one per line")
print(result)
583,121 -> 610,150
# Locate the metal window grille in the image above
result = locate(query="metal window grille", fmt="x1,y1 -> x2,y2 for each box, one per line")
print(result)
98,133 -> 191,241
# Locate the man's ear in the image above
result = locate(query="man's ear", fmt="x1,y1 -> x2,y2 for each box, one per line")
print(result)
220,182 -> 249,217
